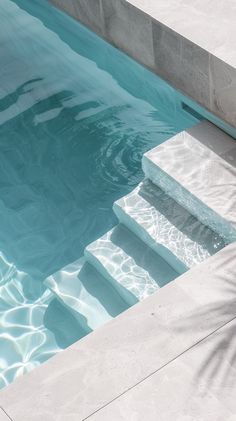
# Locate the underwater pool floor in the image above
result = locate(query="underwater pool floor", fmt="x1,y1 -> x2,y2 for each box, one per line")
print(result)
0,0 -> 204,387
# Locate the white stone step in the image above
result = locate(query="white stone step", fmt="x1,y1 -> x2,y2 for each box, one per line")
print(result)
85,225 -> 178,303
143,121 -> 236,242
113,179 -> 225,273
44,259 -> 129,331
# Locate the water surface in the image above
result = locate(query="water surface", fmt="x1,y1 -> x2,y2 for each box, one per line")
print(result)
0,0 -> 198,387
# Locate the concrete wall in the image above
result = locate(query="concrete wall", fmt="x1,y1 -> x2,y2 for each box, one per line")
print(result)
49,0 -> 236,130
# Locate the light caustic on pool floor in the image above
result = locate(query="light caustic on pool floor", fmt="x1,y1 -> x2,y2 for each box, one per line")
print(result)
0,0 -> 199,387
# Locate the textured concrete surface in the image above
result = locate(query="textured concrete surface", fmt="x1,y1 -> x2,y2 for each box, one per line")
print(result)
128,0 -> 236,66
143,121 -> 236,241
89,318 -> 236,421
2,2 -> 236,420
49,0 -> 236,128
0,243 -> 236,420
114,178 -> 225,272
102,0 -> 155,69
0,409 -> 10,421
85,224 -> 177,302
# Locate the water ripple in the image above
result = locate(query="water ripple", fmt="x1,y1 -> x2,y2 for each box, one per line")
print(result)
0,0 -> 198,388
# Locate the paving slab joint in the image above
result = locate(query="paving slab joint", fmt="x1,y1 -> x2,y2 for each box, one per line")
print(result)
0,407 -> 14,421
82,313 -> 236,420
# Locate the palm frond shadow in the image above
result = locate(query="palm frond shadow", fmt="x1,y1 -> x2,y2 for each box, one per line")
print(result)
171,250 -> 236,389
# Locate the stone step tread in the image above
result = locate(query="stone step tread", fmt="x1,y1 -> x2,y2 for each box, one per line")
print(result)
44,259 -> 129,331
85,225 -> 178,304
143,121 -> 236,241
113,179 -> 225,272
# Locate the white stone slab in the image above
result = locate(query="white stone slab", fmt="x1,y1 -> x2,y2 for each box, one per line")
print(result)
113,179 -> 224,273
44,259 -> 130,331
0,409 -> 10,421
143,121 -> 236,241
89,317 -> 236,420
85,224 -> 178,304
48,0 -> 236,128
128,0 -> 236,69
1,243 -> 236,420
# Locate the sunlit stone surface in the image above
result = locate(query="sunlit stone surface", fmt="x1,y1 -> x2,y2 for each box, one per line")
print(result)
85,225 -> 178,303
1,243 -> 236,421
114,180 -> 225,273
0,0 -> 230,395
50,0 -> 236,128
44,259 -> 129,331
143,121 -> 236,241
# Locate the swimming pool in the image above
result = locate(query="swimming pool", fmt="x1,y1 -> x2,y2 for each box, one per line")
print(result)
0,0 -> 203,388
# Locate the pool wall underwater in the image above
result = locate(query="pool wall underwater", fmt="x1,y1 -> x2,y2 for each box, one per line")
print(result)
0,1 -> 236,420
45,0 -> 236,134
0,0 -> 233,392
0,0 -> 201,388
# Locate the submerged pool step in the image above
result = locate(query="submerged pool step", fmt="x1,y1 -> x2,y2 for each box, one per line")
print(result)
142,121 -> 236,242
113,179 -> 225,273
85,225 -> 178,304
44,259 -> 130,332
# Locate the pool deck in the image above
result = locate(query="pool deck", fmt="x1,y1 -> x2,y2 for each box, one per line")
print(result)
49,0 -> 236,130
0,241 -> 236,420
1,1 -> 236,420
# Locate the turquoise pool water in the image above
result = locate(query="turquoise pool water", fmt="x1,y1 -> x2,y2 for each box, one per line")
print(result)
0,0 -> 199,388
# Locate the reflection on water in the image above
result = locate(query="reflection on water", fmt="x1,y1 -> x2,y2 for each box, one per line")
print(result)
0,0 -> 197,387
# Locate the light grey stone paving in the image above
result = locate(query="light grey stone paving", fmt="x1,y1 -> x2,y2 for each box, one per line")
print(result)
50,0 -> 236,68
152,21 -> 210,110
114,179 -> 225,273
2,2 -> 236,420
49,0 -> 236,128
143,121 -> 236,241
89,318 -> 236,421
0,243 -> 236,420
85,224 -> 178,303
210,57 -> 236,130
128,0 -> 236,68
0,409 -> 11,421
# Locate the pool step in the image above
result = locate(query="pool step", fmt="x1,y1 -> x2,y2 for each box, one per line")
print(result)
85,224 -> 178,304
44,121 -> 232,334
113,179 -> 225,273
44,259 -> 130,331
142,120 -> 236,242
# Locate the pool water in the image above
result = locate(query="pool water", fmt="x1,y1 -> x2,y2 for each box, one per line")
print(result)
0,0 -> 199,388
